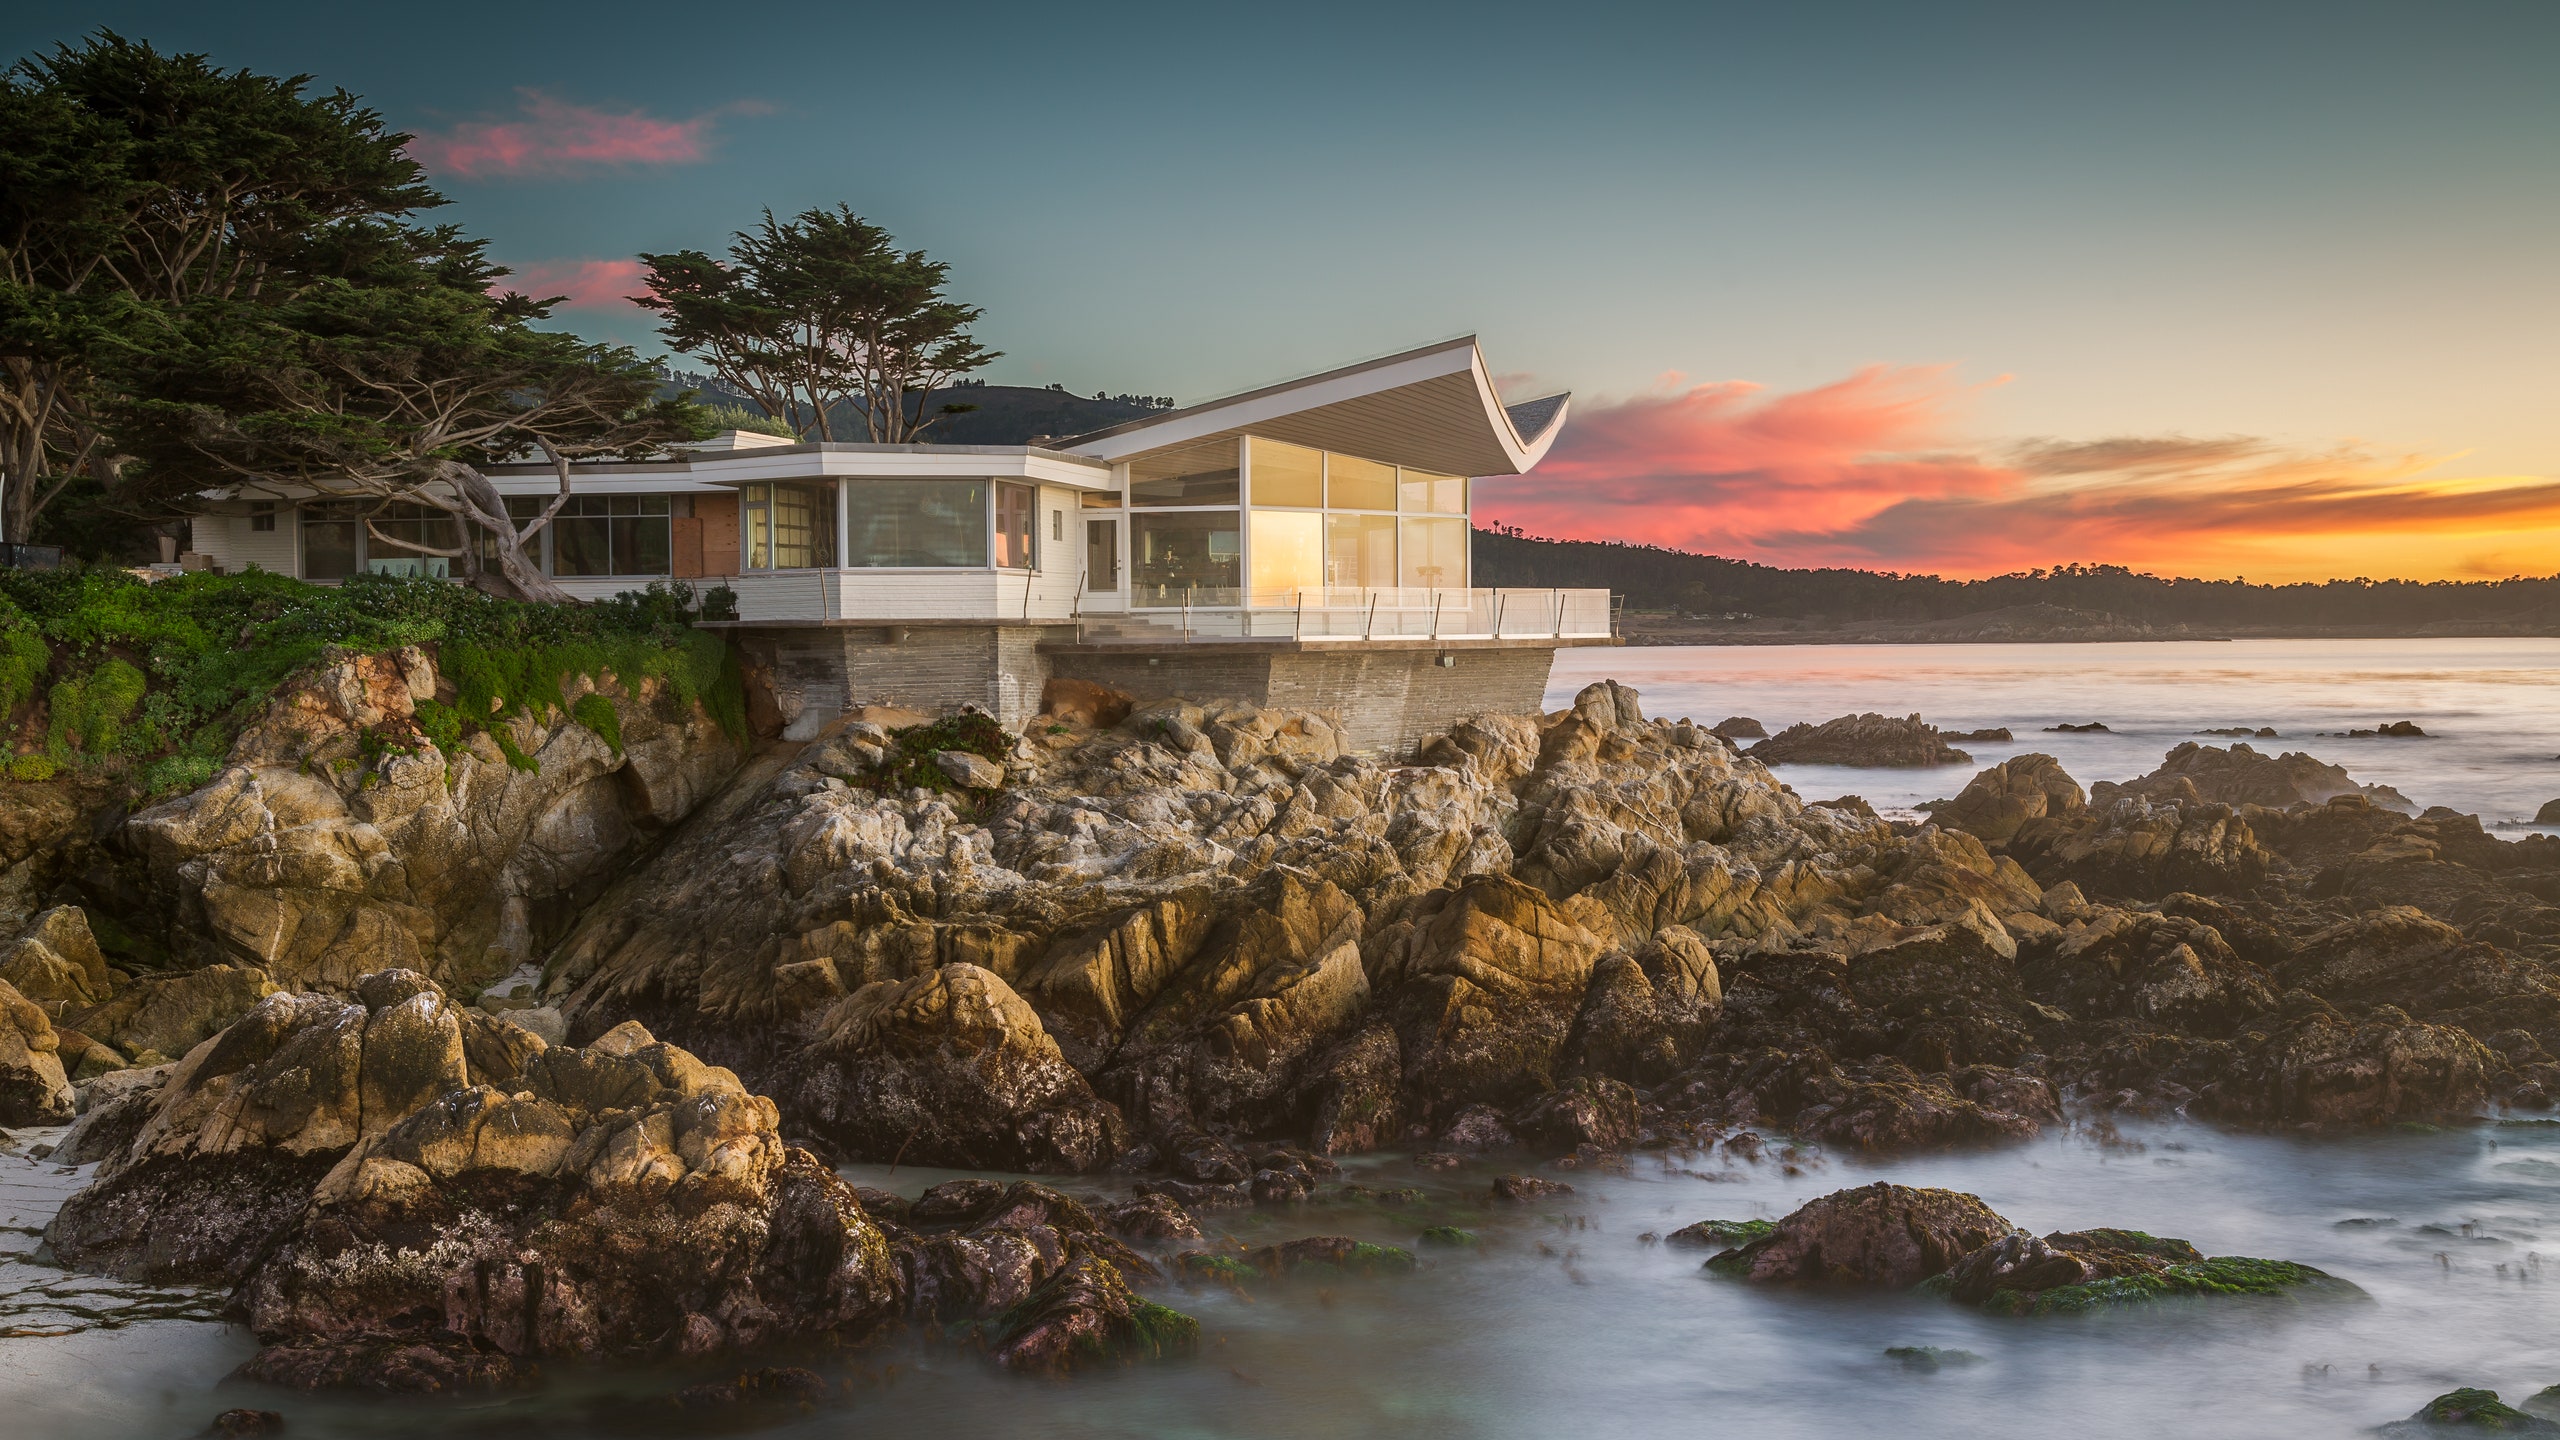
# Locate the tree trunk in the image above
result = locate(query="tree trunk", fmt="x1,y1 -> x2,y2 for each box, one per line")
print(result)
446,463 -> 579,605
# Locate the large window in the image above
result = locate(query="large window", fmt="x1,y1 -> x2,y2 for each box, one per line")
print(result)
1085,519 -> 1120,592
994,482 -> 1036,569
850,480 -> 986,566
1400,517 -> 1467,588
301,501 -> 454,580
552,495 -> 670,577
1326,454 -> 1396,512
743,482 -> 834,570
1401,469 -> 1466,515
1132,512 -> 1240,605
1247,510 -> 1322,596
1325,514 -> 1396,588
1130,438 -> 1240,507
1247,437 -> 1323,507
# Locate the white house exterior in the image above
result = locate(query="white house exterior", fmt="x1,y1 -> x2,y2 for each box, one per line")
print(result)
187,336 -> 1613,750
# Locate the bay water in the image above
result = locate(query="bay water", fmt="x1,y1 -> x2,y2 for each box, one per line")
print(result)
8,637 -> 2560,1438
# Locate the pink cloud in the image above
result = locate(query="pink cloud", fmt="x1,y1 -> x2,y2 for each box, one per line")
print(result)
1478,366 -> 2560,583
497,258 -> 648,310
410,91 -> 753,179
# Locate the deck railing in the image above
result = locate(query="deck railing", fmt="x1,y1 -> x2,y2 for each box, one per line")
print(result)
698,572 -> 1616,644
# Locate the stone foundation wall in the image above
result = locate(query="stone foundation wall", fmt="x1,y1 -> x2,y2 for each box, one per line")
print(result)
1049,646 -> 1558,754
739,625 -> 1069,732
738,625 -> 1563,754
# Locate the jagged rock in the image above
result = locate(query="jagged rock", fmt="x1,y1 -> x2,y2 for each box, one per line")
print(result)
778,963 -> 1126,1172
1931,754 -> 2087,847
49,970 -> 910,1391
1489,1173 -> 1573,1202
1748,714 -> 1972,768
55,1061 -> 173,1164
2019,909 -> 2277,1035
2193,1007 -> 2494,1126
0,905 -> 117,1011
1101,1193 -> 1200,1240
2008,796 -> 2275,901
1711,717 -> 1766,739
119,663 -> 740,996
982,1251 -> 1197,1375
1038,678 -> 1134,729
1710,1183 -> 2011,1287
934,749 -> 1004,789
59,964 -> 279,1064
2094,741 -> 2412,813
0,976 -> 73,1124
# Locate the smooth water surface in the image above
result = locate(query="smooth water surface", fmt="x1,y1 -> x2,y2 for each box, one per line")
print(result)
7,1122 -> 2558,1439
1552,638 -> 2560,826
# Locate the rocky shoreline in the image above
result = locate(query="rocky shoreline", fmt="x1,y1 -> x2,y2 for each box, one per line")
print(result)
4,657 -> 2559,1416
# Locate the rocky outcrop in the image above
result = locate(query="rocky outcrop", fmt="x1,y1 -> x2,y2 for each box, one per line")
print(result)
45,968 -> 1196,1392
113,648 -> 741,996
1930,754 -> 2085,846
1707,1182 -> 2011,1287
2092,741 -> 2413,813
1747,713 -> 1973,768
0,976 -> 73,1124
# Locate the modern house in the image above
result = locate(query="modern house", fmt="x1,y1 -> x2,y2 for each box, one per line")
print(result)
188,336 -> 1615,751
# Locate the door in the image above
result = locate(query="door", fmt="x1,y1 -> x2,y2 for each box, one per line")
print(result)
1085,519 -> 1120,591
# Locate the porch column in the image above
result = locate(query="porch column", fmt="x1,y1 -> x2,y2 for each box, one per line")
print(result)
833,479 -> 851,567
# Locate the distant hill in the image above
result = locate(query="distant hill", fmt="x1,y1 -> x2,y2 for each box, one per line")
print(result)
1473,528 -> 2560,639
664,372 -> 1168,446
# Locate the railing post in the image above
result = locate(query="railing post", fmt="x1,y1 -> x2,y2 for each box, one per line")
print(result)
1430,590 -> 1443,641
1295,588 -> 1304,640
1363,590 -> 1378,640
1553,588 -> 1564,639
1494,590 -> 1511,638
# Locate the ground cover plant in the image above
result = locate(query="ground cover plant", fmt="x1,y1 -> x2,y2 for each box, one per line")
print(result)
0,566 -> 743,795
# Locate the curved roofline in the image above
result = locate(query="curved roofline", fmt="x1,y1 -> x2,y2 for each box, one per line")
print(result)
1059,336 -> 1570,476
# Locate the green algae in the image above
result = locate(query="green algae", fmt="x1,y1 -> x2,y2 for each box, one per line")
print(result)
1418,1226 -> 1480,1248
1175,1253 -> 1262,1287
2386,1388 -> 2560,1432
1125,1301 -> 1202,1360
1885,1346 -> 1986,1372
1973,1256 -> 2349,1316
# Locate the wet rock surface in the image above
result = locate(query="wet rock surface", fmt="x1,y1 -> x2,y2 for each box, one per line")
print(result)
1746,712 -> 1974,767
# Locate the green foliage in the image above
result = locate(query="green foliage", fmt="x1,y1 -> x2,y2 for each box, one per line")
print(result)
859,711 -> 1013,799
46,657 -> 145,758
571,692 -> 622,757
1971,1255 -> 2348,1316
638,205 -> 999,443
0,627 -> 49,714
0,568 -> 740,792
1417,1226 -> 1480,1248
7,754 -> 58,782
696,402 -> 797,438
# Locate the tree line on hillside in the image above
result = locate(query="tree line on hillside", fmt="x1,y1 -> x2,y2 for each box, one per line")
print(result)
1472,529 -> 2560,630
0,32 -> 1001,594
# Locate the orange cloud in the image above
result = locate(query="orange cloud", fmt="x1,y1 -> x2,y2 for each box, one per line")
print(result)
410,91 -> 759,179
1482,367 -> 2560,583
498,258 -> 647,310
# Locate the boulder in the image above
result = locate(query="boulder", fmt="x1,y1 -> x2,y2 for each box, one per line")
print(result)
781,964 -> 1126,1172
934,749 -> 1004,790
2194,1007 -> 2493,1127
1709,1183 -> 2011,1287
0,976 -> 73,1124
1037,678 -> 1134,729
59,964 -> 279,1063
1748,714 -> 1972,768
0,905 -> 117,1010
1931,754 -> 2086,847
2093,741 -> 2412,813
1711,717 -> 1767,739
980,1252 -> 1197,1376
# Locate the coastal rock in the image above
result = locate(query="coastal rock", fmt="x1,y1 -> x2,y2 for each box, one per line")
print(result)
1711,717 -> 1767,739
48,969 -> 921,1389
1710,1183 -> 2011,1287
2092,741 -> 2413,813
117,666 -> 741,997
2007,796 -> 2275,901
2192,1007 -> 2494,1126
980,1251 -> 1197,1376
2379,1390 -> 2560,1434
0,976 -> 74,1124
1747,713 -> 1973,768
779,963 -> 1126,1172
0,905 -> 117,1011
60,963 -> 278,1065
1931,754 -> 2087,847
54,1061 -> 174,1164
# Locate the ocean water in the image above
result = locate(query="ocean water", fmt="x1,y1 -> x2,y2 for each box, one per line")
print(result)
1550,638 -> 2560,828
8,1122 -> 2559,1439
9,636 -> 2560,1438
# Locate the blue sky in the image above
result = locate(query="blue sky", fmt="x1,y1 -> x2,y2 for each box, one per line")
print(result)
11,1 -> 2558,578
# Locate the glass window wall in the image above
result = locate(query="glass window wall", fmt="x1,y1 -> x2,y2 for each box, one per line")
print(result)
1326,454 -> 1396,511
1085,519 -> 1120,592
994,482 -> 1036,569
1401,469 -> 1467,515
552,494 -> 669,577
1130,438 -> 1240,507
1132,512 -> 1240,606
301,501 -> 359,581
1247,510 -> 1323,596
848,480 -> 986,567
742,482 -> 834,570
1325,514 -> 1397,588
1248,437 -> 1323,508
1400,516 -> 1467,588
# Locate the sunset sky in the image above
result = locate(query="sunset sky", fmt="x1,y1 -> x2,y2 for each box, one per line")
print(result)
11,1 -> 2555,583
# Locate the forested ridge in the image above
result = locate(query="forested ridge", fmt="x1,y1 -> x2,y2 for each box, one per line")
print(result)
1473,529 -> 2560,632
